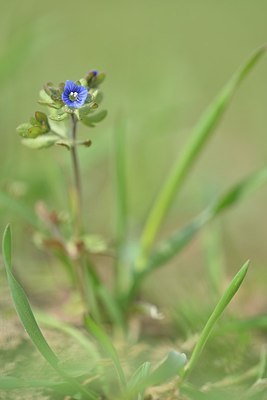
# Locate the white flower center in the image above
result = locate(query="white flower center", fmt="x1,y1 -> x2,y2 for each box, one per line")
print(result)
69,91 -> 79,101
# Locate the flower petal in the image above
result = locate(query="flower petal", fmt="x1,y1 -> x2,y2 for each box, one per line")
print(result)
64,80 -> 76,93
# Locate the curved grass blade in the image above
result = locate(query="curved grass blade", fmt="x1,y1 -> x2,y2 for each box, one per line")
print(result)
2,225 -> 97,400
127,168 -> 267,301
137,46 -> 266,270
146,167 -> 267,274
180,260 -> 249,382
84,315 -> 127,389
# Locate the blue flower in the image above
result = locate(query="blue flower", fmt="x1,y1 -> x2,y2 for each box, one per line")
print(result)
62,80 -> 88,108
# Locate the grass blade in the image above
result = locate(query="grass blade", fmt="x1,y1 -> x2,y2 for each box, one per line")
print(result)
113,116 -> 131,298
114,115 -> 128,244
84,315 -> 127,389
181,260 -> 249,381
137,46 -> 266,269
127,168 -> 267,302
145,167 -> 267,273
2,225 -> 96,400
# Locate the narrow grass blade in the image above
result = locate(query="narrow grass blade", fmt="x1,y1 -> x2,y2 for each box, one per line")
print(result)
126,168 -> 267,302
84,315 -> 127,389
181,260 -> 249,381
114,115 -> 128,244
137,46 -> 266,269
2,225 -> 96,400
146,167 -> 267,273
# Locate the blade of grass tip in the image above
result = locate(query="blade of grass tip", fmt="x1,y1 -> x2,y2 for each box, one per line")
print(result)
84,315 -> 127,390
136,46 -> 266,270
180,260 -> 249,383
2,225 -> 97,400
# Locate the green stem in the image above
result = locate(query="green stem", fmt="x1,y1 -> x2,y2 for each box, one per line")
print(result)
70,113 -> 83,236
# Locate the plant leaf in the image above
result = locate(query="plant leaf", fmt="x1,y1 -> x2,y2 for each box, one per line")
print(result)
81,110 -> 108,127
21,134 -> 58,149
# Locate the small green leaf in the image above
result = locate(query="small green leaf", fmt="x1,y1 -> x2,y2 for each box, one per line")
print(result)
35,111 -> 47,121
49,112 -> 68,121
16,123 -> 31,137
21,134 -> 58,149
28,125 -> 43,138
81,110 -> 107,127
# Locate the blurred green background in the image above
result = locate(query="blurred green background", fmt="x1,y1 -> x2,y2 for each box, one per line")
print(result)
1,0 -> 267,312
